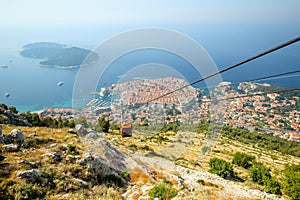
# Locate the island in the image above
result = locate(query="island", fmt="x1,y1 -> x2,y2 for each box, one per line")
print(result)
20,42 -> 98,68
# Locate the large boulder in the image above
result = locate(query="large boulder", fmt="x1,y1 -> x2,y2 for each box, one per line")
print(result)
75,124 -> 88,136
78,138 -> 127,184
9,129 -> 25,146
16,169 -> 43,184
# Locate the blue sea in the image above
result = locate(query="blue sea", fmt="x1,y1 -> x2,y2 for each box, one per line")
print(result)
0,23 -> 299,112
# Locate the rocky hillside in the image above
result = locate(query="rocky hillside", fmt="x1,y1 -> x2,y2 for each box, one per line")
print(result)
1,123 -> 296,200
0,104 -> 30,126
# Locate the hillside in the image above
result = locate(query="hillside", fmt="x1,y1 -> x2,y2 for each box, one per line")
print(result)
1,122 -> 299,199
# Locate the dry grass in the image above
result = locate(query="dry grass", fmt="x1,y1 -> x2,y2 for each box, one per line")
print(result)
49,185 -> 123,200
129,167 -> 151,185
1,124 -> 298,199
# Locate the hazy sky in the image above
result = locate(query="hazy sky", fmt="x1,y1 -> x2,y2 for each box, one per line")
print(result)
1,0 -> 299,26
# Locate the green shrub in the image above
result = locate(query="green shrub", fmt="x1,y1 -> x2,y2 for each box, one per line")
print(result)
103,174 -> 124,187
121,171 -> 130,179
98,117 -> 109,133
128,144 -> 137,151
232,152 -> 255,169
161,122 -> 180,133
209,157 -> 234,178
110,123 -> 120,130
8,106 -> 18,114
249,162 -> 271,185
67,143 -> 77,154
0,179 -> 14,199
197,179 -> 205,185
139,145 -> 153,151
11,183 -> 45,200
197,123 -> 209,133
149,183 -> 178,200
283,164 -> 300,200
265,178 -> 281,195
25,137 -> 55,148
249,162 -> 281,195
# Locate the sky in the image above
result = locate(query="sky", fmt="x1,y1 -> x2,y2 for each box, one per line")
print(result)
1,0 -> 300,26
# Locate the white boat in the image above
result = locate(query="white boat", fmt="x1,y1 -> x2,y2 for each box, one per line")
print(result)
57,81 -> 64,86
5,93 -> 10,98
1,65 -> 8,68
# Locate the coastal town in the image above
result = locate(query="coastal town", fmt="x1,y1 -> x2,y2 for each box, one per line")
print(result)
39,77 -> 300,142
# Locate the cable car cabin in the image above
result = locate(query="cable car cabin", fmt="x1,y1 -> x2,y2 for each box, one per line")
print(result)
121,123 -> 132,137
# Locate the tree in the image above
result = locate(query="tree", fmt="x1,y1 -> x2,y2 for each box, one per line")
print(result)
161,122 -> 180,133
232,152 -> 255,169
68,119 -> 75,128
77,116 -> 88,127
98,117 -> 109,133
249,162 -> 271,185
148,183 -> 178,200
283,164 -> 300,200
8,106 -> 18,114
197,123 -> 209,133
209,157 -> 234,178
265,178 -> 281,195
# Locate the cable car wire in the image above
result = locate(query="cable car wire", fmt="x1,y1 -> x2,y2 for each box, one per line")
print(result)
148,36 -> 300,102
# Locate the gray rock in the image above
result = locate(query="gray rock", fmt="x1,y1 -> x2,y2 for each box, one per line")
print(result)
49,143 -> 58,148
16,169 -> 42,184
78,152 -> 111,183
86,132 -> 99,139
18,160 -> 41,169
3,134 -> 12,144
78,139 -> 127,184
10,129 -> 25,146
42,151 -> 62,163
0,127 -> 3,144
3,144 -> 18,152
49,152 -> 62,163
75,124 -> 88,136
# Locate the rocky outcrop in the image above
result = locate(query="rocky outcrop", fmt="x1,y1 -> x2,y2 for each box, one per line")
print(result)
78,131 -> 127,185
0,129 -> 25,147
75,124 -> 88,136
18,160 -> 41,169
0,104 -> 30,126
16,169 -> 43,184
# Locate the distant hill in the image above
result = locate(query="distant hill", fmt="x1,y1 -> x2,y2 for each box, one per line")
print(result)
20,42 -> 98,68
